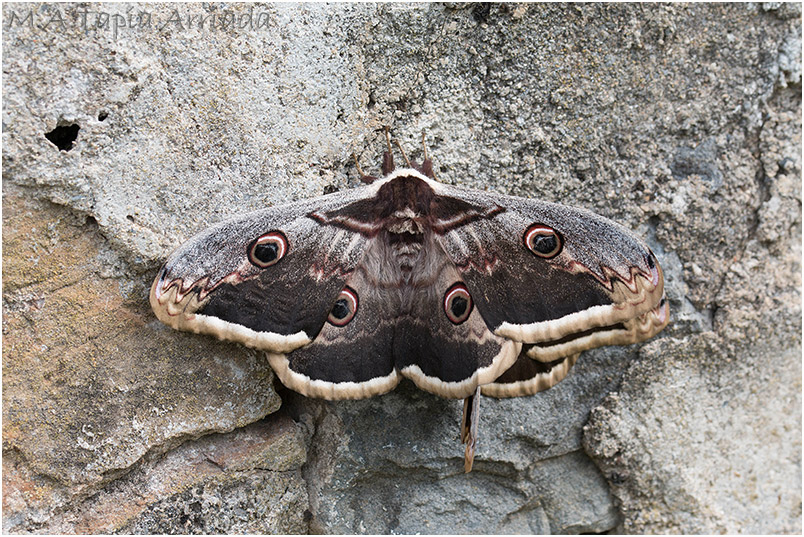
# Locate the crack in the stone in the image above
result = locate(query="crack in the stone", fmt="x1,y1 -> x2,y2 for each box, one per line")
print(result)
709,81 -> 787,313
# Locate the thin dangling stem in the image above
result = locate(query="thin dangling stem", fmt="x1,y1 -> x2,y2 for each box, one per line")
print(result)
461,385 -> 482,473
461,397 -> 471,444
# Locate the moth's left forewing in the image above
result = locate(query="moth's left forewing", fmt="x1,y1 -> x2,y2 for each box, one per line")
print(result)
150,189 -> 372,354
431,184 -> 669,359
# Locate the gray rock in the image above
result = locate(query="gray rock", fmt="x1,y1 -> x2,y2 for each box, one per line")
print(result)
2,2 -> 800,534
290,350 -> 627,534
670,138 -> 723,191
37,414 -> 307,534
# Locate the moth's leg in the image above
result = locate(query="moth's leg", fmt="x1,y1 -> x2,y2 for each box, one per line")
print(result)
461,385 -> 482,473
394,139 -> 411,167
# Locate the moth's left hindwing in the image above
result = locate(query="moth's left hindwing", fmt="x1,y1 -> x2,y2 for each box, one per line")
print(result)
150,191 -> 371,354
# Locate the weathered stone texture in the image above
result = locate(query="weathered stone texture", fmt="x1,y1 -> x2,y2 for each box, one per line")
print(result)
3,2 -> 800,534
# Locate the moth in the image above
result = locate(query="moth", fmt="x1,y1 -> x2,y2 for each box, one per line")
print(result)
151,134 -> 669,472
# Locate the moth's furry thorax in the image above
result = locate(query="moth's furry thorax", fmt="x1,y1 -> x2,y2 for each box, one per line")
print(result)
361,228 -> 446,292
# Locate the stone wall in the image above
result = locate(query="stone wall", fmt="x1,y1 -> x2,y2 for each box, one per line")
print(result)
3,3 -> 800,533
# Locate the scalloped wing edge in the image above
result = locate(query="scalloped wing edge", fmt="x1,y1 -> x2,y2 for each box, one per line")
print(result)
263,328 -> 522,400
494,263 -> 666,351
524,295 -> 669,362
480,353 -> 580,398
267,353 -> 402,400
150,276 -> 311,353
400,338 -> 522,399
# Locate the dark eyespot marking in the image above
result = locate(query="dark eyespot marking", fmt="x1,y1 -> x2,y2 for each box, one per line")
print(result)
328,286 -> 358,326
524,224 -> 563,259
444,282 -> 473,325
248,231 -> 288,268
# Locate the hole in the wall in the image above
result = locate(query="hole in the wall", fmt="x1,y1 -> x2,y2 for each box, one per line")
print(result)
98,111 -> 108,121
83,215 -> 99,231
45,123 -> 80,151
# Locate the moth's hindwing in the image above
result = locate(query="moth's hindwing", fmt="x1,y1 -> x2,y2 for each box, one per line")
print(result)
264,267 -> 401,400
480,351 -> 580,398
393,258 -> 521,399
265,230 -> 521,400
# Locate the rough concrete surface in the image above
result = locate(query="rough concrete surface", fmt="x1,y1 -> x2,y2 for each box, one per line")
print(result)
2,2 -> 800,534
